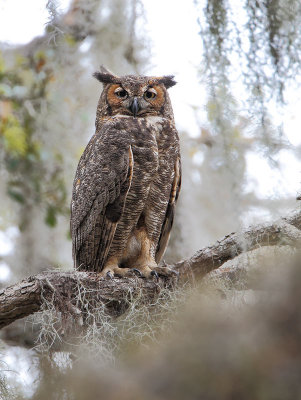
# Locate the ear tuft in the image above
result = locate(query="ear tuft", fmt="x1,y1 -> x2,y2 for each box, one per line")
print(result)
150,75 -> 177,89
99,65 -> 115,75
93,66 -> 120,84
160,75 -> 177,89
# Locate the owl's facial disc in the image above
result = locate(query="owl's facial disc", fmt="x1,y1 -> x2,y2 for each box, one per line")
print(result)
106,83 -> 166,117
126,87 -> 160,117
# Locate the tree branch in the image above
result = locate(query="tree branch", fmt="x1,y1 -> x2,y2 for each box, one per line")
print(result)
0,271 -> 168,330
1,210 -> 300,330
173,210 -> 301,277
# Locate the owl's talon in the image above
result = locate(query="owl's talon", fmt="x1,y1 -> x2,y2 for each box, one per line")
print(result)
150,270 -> 159,280
132,268 -> 143,277
106,271 -> 114,279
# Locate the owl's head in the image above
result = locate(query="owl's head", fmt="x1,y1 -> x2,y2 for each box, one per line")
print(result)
93,66 -> 176,126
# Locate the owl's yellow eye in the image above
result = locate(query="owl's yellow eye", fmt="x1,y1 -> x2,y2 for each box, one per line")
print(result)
144,88 -> 157,100
114,87 -> 128,99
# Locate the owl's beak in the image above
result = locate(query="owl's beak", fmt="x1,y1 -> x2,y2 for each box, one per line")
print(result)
130,97 -> 140,117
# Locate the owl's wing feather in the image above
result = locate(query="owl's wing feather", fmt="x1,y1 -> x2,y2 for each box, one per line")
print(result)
155,156 -> 181,263
71,127 -> 133,272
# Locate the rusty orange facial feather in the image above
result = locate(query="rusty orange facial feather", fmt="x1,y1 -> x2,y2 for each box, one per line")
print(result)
107,84 -> 123,107
148,85 -> 165,109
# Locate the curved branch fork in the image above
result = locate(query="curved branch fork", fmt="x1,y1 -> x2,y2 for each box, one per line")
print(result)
1,210 -> 301,330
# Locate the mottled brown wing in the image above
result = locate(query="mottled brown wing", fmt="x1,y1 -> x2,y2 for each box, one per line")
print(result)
71,127 -> 133,272
155,156 -> 181,263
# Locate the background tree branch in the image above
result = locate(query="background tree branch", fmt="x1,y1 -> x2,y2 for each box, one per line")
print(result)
1,209 -> 300,330
174,210 -> 301,278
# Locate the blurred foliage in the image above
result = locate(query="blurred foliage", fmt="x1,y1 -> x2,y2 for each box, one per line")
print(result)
194,0 -> 301,163
197,0 -> 301,105
0,50 -> 67,230
166,93 -> 253,260
166,0 -> 301,259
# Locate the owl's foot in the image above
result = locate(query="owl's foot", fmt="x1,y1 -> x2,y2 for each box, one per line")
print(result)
130,265 -> 153,278
99,265 -> 132,279
99,262 -> 179,280
130,264 -> 179,279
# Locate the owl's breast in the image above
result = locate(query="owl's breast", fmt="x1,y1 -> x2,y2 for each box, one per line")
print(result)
101,116 -> 171,175
129,117 -> 160,173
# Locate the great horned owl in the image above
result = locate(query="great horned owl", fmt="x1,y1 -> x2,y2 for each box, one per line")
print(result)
70,66 -> 181,278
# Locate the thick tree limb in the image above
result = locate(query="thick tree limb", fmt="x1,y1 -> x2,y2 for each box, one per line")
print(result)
173,210 -> 301,277
0,272 -> 169,330
1,210 -> 301,330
